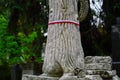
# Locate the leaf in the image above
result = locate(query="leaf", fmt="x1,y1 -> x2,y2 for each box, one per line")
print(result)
0,15 -> 7,22
20,56 -> 27,63
21,47 -> 29,53
28,32 -> 37,40
35,57 -> 43,62
6,36 -> 15,41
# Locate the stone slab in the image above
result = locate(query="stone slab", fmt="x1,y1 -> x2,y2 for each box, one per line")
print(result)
22,74 -> 94,80
22,70 -> 34,75
59,76 -> 88,80
86,70 -> 116,78
85,75 -> 103,80
85,63 -> 111,70
22,74 -> 59,80
85,56 -> 112,64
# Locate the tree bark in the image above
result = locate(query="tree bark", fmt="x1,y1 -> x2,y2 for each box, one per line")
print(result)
42,0 -> 88,78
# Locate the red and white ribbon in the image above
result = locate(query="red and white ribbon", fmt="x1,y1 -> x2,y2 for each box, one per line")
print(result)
48,20 -> 80,26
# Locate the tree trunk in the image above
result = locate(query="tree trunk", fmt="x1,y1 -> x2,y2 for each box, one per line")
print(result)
42,0 -> 88,78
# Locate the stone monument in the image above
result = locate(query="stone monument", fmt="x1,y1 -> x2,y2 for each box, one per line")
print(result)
112,17 -> 120,77
112,17 -> 120,62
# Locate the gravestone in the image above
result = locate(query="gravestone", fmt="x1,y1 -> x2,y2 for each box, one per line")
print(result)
112,17 -> 120,77
20,62 -> 34,75
11,64 -> 22,80
112,17 -> 120,62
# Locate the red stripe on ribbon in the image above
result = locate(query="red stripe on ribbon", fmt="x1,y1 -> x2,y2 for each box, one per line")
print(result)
48,20 -> 80,26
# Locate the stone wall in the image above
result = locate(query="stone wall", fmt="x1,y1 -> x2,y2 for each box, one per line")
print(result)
85,56 -> 119,80
22,56 -> 120,80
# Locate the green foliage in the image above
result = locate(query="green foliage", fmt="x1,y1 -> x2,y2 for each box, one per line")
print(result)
0,14 -> 43,66
0,0 -> 48,66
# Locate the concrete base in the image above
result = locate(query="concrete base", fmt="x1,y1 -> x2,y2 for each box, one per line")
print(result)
22,74 -> 104,80
59,76 -> 87,80
22,74 -> 59,80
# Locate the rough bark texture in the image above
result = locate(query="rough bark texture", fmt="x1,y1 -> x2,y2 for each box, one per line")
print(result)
42,0 -> 88,78
78,0 -> 89,22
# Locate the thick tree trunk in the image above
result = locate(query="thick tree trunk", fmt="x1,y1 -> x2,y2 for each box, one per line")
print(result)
42,0 -> 88,78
